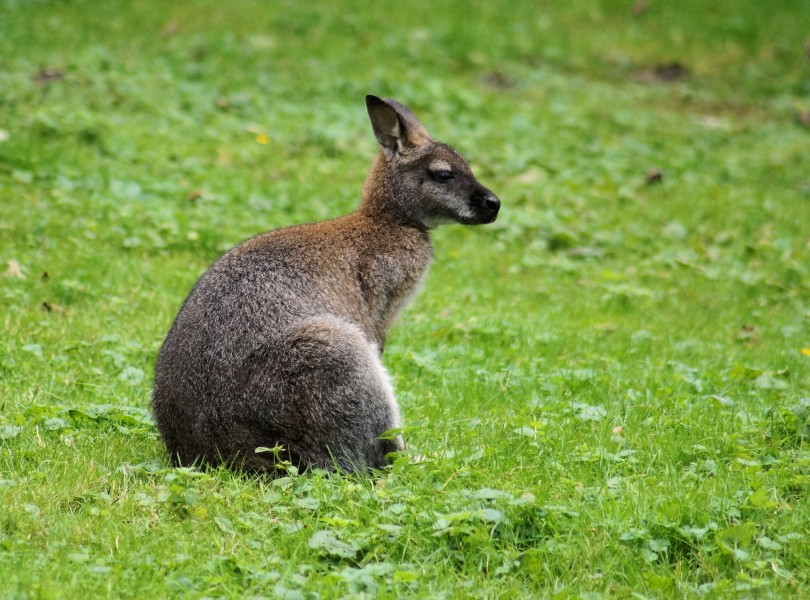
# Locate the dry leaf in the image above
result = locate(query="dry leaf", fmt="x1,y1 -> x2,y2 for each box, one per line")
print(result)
33,68 -> 64,86
40,302 -> 65,314
514,167 -> 544,184
5,260 -> 26,279
162,20 -> 181,37
186,189 -> 204,203
638,62 -> 689,83
480,71 -> 517,91
644,168 -> 664,185
736,324 -> 760,344
631,1 -> 650,17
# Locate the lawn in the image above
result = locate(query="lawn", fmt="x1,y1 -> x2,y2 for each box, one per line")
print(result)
1,0 -> 809,597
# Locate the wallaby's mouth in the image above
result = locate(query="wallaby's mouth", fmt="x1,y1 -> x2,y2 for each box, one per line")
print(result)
479,210 -> 499,224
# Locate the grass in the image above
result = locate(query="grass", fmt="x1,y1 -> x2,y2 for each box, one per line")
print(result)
1,0 -> 809,597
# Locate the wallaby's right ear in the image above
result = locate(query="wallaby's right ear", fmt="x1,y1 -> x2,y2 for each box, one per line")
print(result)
366,95 -> 429,157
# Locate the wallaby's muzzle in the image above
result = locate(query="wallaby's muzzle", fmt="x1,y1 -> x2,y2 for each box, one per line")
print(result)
470,186 -> 501,224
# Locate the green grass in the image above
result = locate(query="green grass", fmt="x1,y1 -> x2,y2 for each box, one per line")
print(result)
2,0 -> 809,597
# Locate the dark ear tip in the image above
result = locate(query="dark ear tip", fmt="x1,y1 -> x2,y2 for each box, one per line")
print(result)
365,94 -> 383,108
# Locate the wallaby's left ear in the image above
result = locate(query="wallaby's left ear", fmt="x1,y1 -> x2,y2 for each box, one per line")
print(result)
366,95 -> 429,156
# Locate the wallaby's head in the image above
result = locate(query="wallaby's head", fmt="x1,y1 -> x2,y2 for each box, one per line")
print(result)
363,95 -> 500,229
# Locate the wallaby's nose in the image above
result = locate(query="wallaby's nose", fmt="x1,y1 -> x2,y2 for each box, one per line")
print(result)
471,187 -> 500,223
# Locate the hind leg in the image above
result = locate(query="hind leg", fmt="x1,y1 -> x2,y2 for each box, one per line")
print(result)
236,315 -> 403,473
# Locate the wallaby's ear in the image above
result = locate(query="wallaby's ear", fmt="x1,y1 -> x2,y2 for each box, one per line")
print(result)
366,95 -> 429,156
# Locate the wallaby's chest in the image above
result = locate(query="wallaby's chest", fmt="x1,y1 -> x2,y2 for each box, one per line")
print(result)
355,229 -> 432,344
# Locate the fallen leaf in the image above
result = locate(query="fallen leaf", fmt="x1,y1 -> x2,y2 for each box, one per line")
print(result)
631,1 -> 650,16
216,149 -> 233,167
736,324 -> 760,344
40,302 -> 65,314
5,260 -> 26,279
568,246 -> 604,259
33,68 -> 64,86
644,168 -> 664,185
513,167 -> 544,184
480,70 -> 517,91
186,189 -> 204,203
638,62 -> 690,83
161,20 -> 181,37
697,116 -> 731,130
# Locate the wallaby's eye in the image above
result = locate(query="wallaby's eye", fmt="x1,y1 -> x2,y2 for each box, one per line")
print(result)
430,170 -> 455,183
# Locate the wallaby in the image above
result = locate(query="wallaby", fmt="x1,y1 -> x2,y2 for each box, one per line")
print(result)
152,95 -> 500,474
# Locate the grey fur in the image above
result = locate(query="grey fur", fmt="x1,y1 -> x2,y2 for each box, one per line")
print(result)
152,95 -> 500,474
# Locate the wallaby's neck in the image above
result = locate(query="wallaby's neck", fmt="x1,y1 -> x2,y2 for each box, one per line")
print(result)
358,152 -> 427,231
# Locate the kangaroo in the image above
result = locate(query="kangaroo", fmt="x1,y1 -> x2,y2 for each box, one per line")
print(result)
151,95 -> 500,474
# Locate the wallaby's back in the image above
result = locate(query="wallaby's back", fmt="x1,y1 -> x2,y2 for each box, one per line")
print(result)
152,96 -> 500,474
